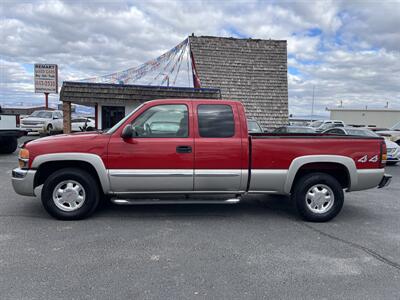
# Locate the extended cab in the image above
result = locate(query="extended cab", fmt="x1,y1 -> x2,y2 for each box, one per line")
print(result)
11,99 -> 391,221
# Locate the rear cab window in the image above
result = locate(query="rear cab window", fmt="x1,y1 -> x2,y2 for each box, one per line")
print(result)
197,104 -> 235,138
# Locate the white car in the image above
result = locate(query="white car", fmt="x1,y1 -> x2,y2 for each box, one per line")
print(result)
20,110 -> 63,134
376,121 -> 400,145
310,120 -> 345,132
71,117 -> 95,132
44,116 -> 95,135
323,127 -> 400,165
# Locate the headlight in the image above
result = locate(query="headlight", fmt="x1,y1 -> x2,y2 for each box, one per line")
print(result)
18,148 -> 29,169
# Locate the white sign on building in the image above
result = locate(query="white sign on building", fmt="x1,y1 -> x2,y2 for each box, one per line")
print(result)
34,64 -> 58,94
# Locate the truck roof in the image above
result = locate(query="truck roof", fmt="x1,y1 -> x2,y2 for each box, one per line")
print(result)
146,98 -> 240,105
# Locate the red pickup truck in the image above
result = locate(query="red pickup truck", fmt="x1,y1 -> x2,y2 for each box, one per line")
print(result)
12,99 -> 391,221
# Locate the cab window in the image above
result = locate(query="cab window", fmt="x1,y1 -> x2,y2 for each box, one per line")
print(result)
197,104 -> 235,138
131,104 -> 188,138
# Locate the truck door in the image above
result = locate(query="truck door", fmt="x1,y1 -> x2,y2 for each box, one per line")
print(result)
107,103 -> 194,193
193,103 -> 245,192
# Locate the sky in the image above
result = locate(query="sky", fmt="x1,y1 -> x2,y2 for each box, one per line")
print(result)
1,0 -> 399,117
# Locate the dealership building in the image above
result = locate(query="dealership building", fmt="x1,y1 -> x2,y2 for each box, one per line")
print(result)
60,35 -> 288,132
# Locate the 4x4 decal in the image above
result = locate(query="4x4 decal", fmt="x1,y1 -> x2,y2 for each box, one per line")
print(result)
358,155 -> 378,163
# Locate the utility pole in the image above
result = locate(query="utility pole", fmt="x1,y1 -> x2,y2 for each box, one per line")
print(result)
311,85 -> 315,120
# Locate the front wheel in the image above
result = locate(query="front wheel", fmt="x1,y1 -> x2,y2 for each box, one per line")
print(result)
291,173 -> 344,222
41,168 -> 100,220
47,124 -> 53,135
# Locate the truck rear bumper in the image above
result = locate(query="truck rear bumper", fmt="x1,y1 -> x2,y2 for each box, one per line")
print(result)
350,168 -> 385,192
11,168 -> 36,196
378,174 -> 392,188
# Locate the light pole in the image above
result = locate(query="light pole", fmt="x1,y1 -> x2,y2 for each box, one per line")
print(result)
311,85 -> 315,121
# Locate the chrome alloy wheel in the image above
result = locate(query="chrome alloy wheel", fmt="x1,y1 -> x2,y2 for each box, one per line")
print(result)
305,184 -> 335,214
52,180 -> 86,212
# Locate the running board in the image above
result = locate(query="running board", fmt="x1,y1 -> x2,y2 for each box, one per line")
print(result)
110,197 -> 241,205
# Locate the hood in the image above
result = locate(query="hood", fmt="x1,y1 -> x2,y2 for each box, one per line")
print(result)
25,131 -> 106,153
21,117 -> 48,123
28,131 -> 101,144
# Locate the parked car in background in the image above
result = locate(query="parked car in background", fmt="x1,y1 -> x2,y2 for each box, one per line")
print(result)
376,121 -> 400,146
44,116 -> 95,135
310,120 -> 345,132
20,110 -> 62,134
0,112 -> 26,154
323,127 -> 400,165
72,117 -> 95,132
273,126 -> 315,134
247,119 -> 263,133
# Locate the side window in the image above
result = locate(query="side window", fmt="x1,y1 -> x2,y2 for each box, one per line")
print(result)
198,104 -> 235,138
131,104 -> 188,138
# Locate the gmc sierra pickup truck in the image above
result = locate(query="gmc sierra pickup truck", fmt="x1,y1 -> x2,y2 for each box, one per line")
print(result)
12,99 -> 391,221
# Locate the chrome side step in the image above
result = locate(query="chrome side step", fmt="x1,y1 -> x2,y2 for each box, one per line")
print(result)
110,197 -> 241,205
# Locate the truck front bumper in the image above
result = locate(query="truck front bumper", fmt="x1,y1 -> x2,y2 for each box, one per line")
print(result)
11,168 -> 36,196
378,174 -> 392,189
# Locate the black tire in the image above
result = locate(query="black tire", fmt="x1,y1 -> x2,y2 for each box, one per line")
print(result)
386,161 -> 398,166
41,168 -> 100,220
0,137 -> 18,154
291,172 -> 344,222
47,124 -> 53,135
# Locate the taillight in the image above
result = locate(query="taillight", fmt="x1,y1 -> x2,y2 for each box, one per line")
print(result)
380,140 -> 387,168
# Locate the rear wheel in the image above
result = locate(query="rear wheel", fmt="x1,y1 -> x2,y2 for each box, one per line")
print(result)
41,168 -> 100,220
291,173 -> 344,222
0,137 -> 18,154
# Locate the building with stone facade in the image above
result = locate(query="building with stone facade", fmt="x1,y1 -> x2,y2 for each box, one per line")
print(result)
190,35 -> 288,129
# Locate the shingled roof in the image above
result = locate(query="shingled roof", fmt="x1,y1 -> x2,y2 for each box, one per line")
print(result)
60,81 -> 221,105
189,35 -> 288,129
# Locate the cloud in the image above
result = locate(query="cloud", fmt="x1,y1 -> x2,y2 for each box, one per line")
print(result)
0,0 -> 399,117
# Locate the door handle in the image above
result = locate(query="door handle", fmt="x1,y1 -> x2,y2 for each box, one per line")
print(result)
176,145 -> 192,153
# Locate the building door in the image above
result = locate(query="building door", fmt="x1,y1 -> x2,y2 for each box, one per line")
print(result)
102,106 -> 125,130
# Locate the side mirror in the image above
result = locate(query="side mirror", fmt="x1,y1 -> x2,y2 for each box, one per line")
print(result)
53,116 -> 59,120
121,124 -> 135,139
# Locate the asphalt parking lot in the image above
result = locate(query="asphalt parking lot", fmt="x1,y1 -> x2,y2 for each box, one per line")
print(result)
1,140 -> 399,299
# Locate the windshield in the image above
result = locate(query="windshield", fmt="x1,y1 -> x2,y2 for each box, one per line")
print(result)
391,121 -> 400,130
30,111 -> 52,118
106,104 -> 144,134
310,121 -> 323,128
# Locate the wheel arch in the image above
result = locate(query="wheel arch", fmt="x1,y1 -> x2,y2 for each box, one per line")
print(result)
284,155 -> 357,194
32,153 -> 110,193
